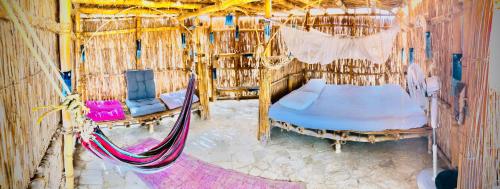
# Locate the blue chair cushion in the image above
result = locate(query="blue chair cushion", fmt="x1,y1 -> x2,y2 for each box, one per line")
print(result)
126,98 -> 166,117
126,70 -> 156,100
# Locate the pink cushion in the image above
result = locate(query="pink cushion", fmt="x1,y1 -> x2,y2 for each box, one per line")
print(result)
86,100 -> 126,122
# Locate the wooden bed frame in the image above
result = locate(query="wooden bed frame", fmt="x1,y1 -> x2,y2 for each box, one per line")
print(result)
270,118 -> 432,153
257,67 -> 433,153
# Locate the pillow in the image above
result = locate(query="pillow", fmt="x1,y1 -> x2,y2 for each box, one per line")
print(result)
278,91 -> 319,110
300,79 -> 326,93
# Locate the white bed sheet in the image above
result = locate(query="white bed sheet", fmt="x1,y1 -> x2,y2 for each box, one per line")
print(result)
269,84 -> 428,132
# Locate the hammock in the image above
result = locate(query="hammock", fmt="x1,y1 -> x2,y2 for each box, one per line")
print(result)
78,75 -> 196,173
279,24 -> 400,65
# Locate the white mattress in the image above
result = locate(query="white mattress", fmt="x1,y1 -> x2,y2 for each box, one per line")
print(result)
269,84 -> 428,132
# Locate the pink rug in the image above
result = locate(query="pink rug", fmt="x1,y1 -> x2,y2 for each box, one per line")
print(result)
126,139 -> 305,189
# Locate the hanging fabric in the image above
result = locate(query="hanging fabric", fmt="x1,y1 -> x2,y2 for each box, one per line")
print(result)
209,32 -> 214,44
264,21 -> 271,42
235,25 -> 240,41
425,32 -> 432,60
409,48 -> 415,64
278,24 -> 400,64
181,33 -> 186,49
136,40 -> 142,59
61,71 -> 72,97
407,63 -> 428,110
225,14 -> 234,26
80,44 -> 86,62
79,75 -> 196,173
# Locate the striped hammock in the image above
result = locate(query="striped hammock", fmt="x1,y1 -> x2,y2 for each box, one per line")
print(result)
78,75 -> 196,173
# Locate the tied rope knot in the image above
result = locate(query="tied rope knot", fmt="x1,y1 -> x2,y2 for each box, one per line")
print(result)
33,93 -> 90,132
255,44 -> 294,70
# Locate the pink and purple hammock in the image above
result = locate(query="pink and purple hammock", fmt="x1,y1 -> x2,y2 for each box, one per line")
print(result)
78,75 -> 196,173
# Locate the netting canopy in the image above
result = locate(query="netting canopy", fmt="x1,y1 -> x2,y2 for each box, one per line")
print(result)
279,24 -> 400,64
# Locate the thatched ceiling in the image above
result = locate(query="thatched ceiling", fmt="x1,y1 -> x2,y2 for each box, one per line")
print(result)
73,0 -> 403,18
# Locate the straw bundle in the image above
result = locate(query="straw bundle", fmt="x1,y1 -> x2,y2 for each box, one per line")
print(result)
0,0 -> 63,188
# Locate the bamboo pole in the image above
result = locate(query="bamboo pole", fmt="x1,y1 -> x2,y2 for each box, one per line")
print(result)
265,0 -> 272,18
209,17 -> 218,102
258,0 -> 272,142
0,6 -> 7,19
59,0 -> 74,188
72,0 -> 203,9
77,7 -> 179,16
194,18 -> 210,119
75,10 -> 84,99
178,0 -> 259,20
79,26 -> 179,37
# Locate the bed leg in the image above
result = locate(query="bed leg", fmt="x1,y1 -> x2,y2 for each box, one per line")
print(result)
335,140 -> 342,153
149,123 -> 154,133
427,133 -> 432,154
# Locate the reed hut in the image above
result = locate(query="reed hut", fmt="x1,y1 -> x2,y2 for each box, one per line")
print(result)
0,0 -> 497,189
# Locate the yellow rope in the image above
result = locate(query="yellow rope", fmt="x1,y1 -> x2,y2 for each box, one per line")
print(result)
33,94 -> 89,127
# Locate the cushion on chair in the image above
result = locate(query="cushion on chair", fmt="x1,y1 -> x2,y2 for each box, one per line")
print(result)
126,70 -> 156,100
86,100 -> 126,122
160,89 -> 199,110
126,98 -> 166,117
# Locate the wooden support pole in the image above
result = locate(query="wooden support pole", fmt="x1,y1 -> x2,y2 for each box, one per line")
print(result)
209,17 -> 218,102
60,0 -> 74,188
194,18 -> 210,119
258,68 -> 271,142
258,1 -> 272,142
72,0 -> 203,9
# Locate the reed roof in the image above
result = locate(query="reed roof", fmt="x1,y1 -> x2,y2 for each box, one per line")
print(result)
73,0 -> 403,18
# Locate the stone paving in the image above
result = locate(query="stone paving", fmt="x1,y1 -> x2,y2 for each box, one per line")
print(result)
75,100 -> 431,189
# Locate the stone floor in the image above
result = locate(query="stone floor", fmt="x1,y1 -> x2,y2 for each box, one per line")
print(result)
75,100 -> 432,189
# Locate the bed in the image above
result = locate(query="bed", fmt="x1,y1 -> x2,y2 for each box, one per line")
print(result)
268,80 -> 432,153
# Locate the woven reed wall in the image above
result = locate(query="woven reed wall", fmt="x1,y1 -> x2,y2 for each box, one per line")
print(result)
0,0 -> 63,188
141,17 -> 191,97
210,16 -> 263,99
457,0 -> 496,188
80,17 -> 136,101
410,0 -> 497,188
270,60 -> 304,102
79,16 -> 190,101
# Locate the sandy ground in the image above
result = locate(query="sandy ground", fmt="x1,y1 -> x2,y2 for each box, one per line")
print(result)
75,100 -> 432,189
